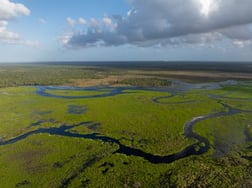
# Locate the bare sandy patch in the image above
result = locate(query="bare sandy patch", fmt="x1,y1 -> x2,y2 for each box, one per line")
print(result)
65,70 -> 252,87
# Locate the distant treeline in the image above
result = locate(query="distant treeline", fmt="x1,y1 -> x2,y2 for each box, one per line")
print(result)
0,64 -> 101,88
40,61 -> 252,73
0,62 -> 252,88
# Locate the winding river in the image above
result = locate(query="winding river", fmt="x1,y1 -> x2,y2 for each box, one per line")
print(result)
1,80 -> 251,164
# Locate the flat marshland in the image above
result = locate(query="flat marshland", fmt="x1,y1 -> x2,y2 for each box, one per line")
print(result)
0,62 -> 251,187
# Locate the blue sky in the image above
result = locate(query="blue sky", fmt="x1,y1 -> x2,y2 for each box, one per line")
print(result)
0,0 -> 252,62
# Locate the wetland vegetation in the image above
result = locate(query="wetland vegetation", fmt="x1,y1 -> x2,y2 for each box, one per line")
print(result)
0,62 -> 251,187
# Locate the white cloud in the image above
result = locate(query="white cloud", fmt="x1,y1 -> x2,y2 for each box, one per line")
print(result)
66,17 -> 76,26
0,0 -> 33,45
63,0 -> 252,48
232,40 -> 252,48
79,17 -> 87,25
39,18 -> 47,24
0,20 -> 20,42
59,32 -> 74,45
23,40 -> 40,47
194,0 -> 219,17
102,16 -> 117,30
0,0 -> 30,20
90,18 -> 98,27
102,17 -> 113,26
0,21 -> 40,47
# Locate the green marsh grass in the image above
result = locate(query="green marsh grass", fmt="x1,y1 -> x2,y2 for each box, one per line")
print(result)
0,82 -> 251,187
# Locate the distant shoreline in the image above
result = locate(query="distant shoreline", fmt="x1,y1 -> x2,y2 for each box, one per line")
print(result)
1,61 -> 252,65
1,61 -> 252,73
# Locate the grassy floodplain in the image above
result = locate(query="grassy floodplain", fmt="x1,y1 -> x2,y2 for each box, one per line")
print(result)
0,62 -> 251,187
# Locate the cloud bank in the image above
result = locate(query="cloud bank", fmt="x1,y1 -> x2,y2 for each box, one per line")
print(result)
63,0 -> 252,48
0,0 -> 32,45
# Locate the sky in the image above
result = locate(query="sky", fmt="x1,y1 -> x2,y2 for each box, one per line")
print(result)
0,0 -> 252,62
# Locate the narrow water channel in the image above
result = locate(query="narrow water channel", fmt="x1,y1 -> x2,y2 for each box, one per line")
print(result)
1,82 -> 251,164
